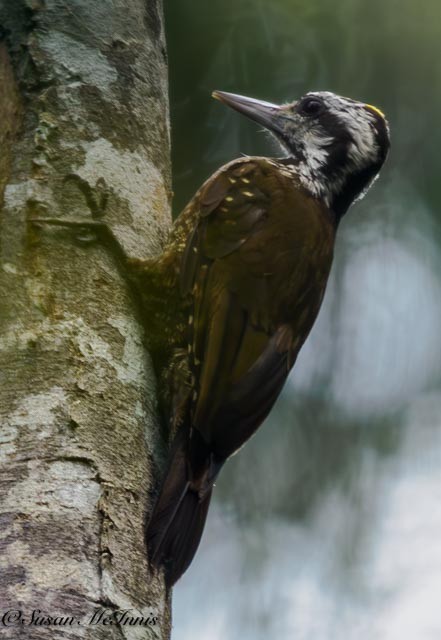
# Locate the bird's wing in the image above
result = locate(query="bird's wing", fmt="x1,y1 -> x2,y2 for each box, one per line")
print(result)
179,159 -> 266,295
179,158 -> 298,458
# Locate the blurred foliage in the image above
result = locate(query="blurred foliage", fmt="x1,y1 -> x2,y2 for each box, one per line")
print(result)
166,0 -> 441,211
165,0 -> 441,512
165,2 -> 441,638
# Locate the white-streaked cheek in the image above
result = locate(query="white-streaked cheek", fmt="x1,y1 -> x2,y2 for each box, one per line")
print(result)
341,113 -> 379,167
303,131 -> 333,172
326,101 -> 380,167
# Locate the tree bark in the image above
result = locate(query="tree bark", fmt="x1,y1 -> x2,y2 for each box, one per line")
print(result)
0,0 -> 171,637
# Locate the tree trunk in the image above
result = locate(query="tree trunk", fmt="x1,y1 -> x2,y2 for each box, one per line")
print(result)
0,0 -> 172,637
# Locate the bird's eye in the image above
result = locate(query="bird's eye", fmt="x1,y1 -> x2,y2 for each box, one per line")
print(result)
298,97 -> 324,117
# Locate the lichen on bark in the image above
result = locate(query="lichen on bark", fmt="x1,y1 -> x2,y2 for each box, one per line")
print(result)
0,0 -> 172,637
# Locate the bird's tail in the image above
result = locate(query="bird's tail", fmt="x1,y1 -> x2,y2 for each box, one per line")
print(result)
146,427 -> 214,587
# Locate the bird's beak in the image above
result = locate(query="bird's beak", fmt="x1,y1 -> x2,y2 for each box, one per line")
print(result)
212,90 -> 286,136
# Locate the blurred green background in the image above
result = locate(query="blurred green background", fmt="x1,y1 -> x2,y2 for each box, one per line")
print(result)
165,1 -> 441,638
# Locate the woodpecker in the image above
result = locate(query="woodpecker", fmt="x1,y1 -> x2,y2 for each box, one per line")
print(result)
145,89 -> 390,587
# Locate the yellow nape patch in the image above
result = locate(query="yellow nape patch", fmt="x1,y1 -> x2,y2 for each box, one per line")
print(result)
365,103 -> 385,119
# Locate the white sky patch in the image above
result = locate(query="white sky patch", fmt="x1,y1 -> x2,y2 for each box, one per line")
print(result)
290,227 -> 441,417
174,392 -> 441,640
330,238 -> 441,415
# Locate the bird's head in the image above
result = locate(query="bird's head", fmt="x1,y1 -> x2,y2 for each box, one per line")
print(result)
212,90 -> 390,217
